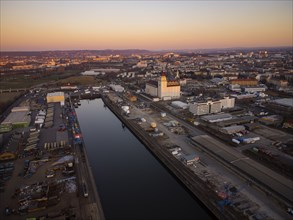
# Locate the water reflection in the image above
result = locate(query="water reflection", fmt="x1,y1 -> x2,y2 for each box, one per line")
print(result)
75,99 -> 212,220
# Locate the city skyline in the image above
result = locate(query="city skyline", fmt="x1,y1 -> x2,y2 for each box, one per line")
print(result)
1,1 -> 292,51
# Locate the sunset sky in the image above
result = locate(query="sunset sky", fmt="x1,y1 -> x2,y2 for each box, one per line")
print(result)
1,1 -> 292,51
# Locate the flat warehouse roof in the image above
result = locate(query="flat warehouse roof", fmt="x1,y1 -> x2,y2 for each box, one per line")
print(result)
221,125 -> 245,132
2,111 -> 30,124
217,116 -> 257,127
272,98 -> 293,108
201,113 -> 233,121
47,92 -> 64,97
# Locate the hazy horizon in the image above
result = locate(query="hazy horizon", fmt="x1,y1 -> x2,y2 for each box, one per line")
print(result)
1,45 -> 293,53
1,1 -> 292,51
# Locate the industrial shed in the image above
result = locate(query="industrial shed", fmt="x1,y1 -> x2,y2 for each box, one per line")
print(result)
109,84 -> 124,92
217,116 -> 257,127
11,106 -> 30,112
171,101 -> 189,109
46,92 -> 65,105
220,125 -> 246,135
0,106 -> 31,132
201,113 -> 233,123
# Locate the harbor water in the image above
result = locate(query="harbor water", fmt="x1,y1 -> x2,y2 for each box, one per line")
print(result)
75,99 -> 213,220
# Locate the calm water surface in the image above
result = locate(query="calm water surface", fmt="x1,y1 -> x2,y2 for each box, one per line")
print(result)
75,99 -> 213,220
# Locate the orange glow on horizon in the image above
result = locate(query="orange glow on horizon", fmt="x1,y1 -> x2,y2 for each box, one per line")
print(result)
1,1 -> 292,51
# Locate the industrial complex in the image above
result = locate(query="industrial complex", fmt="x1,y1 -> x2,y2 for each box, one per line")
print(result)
0,48 -> 293,220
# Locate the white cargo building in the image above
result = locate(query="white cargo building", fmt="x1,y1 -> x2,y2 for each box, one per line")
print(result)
189,100 -> 222,115
109,84 -> 124,92
171,101 -> 189,109
220,97 -> 235,109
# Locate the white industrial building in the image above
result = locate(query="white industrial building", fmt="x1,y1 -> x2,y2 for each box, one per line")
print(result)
171,101 -> 188,109
210,101 -> 222,113
1,106 -> 31,131
189,96 -> 235,115
189,102 -> 209,115
145,81 -> 158,97
220,97 -> 235,109
109,84 -> 124,92
145,72 -> 180,100
201,113 -> 233,123
229,84 -> 241,92
189,100 -> 222,115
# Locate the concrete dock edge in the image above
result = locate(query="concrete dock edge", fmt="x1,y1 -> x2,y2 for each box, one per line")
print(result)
102,95 -> 246,220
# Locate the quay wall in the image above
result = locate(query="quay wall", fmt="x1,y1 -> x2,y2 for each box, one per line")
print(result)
102,95 -> 245,220
69,96 -> 105,220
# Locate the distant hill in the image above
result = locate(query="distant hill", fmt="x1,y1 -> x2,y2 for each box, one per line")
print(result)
1,46 -> 291,57
0,49 -> 153,57
168,46 -> 293,54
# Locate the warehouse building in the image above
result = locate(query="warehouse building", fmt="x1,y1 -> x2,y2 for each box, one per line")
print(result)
243,86 -> 266,93
0,106 -> 31,132
217,116 -> 257,127
229,84 -> 241,92
189,97 -> 235,116
271,98 -> 293,108
145,81 -> 158,97
231,94 -> 256,99
189,100 -> 222,115
11,106 -> 30,112
46,92 -> 65,106
220,97 -> 235,109
210,100 -> 222,113
109,84 -> 125,92
171,101 -> 189,109
201,113 -> 233,123
220,125 -> 246,135
189,102 -> 209,115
